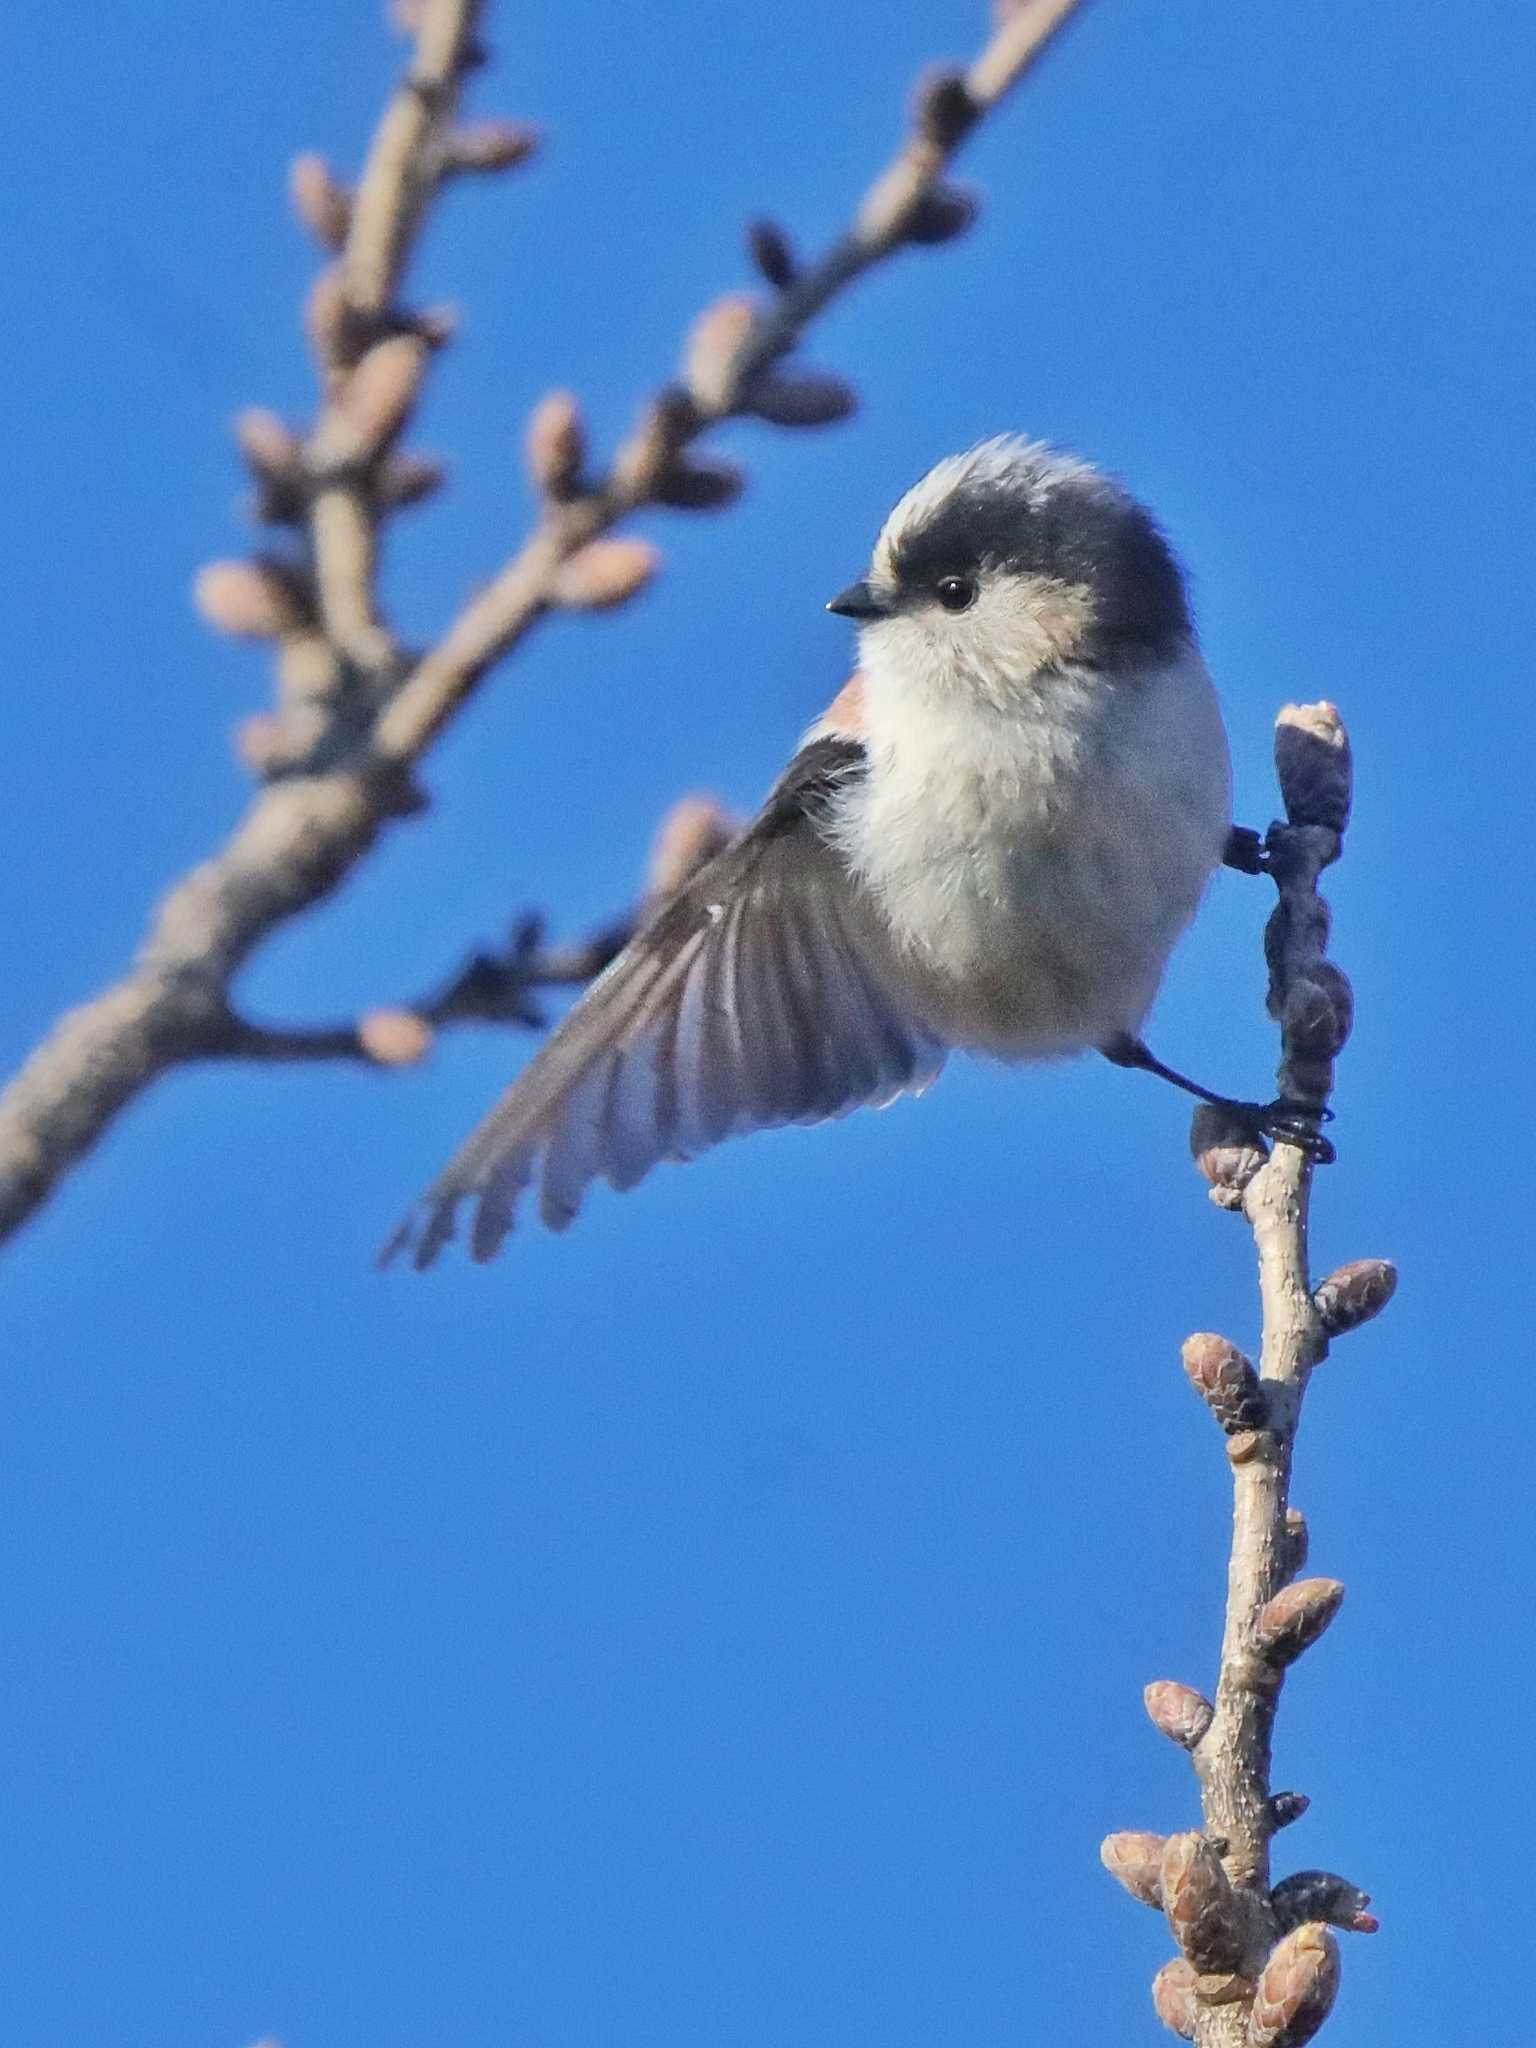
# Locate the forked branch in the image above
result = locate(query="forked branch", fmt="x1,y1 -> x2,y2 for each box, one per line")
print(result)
0,0 -> 1090,1249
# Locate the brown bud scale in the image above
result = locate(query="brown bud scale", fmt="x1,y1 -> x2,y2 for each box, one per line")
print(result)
1248,1923 -> 1341,2047
1313,1258 -> 1397,1337
1269,1790 -> 1311,1830
1151,1958 -> 1198,2039
1144,1680 -> 1214,1751
1275,701 -> 1352,833
1100,1830 -> 1168,1909
1181,1332 -> 1267,1433
1254,1579 -> 1344,1667
1161,1833 -> 1244,1973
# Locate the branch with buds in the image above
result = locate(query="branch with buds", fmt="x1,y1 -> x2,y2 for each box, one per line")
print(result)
1102,704 -> 1395,2045
219,793 -> 734,1069
0,0 -> 1091,1250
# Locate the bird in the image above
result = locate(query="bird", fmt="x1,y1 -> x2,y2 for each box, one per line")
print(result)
384,434 -> 1317,1269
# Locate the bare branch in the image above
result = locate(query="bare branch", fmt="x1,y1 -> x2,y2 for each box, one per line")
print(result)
215,793 -> 734,1071
371,0 -> 1090,766
1105,703 -> 1393,2046
0,0 -> 1089,1250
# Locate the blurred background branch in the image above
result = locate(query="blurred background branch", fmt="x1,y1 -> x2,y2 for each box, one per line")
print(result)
0,0 -> 1088,1250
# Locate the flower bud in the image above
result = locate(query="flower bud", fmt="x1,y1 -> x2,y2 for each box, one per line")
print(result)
1161,1833 -> 1244,1973
235,712 -> 310,779
1189,1103 -> 1269,1206
340,334 -> 431,455
1100,1830 -> 1168,1909
652,457 -> 746,511
1281,969 -> 1352,1063
304,267 -> 355,368
358,1009 -> 435,1066
444,119 -> 539,172
747,373 -> 858,428
235,408 -> 304,486
647,795 -> 734,899
1253,1579 -> 1344,1668
905,184 -> 979,244
1144,1680 -> 1214,1751
1275,701 -> 1351,834
1150,1957 -> 1198,2039
195,560 -> 307,639
552,538 -> 658,611
747,217 -> 798,289
289,152 -> 353,251
684,294 -> 758,412
1271,1870 -> 1377,1935
1313,1258 -> 1397,1337
526,391 -> 587,498
1269,1790 -> 1311,1830
1248,1923 -> 1340,2047
916,67 -> 979,147
1181,1333 -> 1266,1433
375,451 -> 447,510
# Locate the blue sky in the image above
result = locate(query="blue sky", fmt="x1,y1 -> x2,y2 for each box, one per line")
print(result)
1,3 -> 1532,2043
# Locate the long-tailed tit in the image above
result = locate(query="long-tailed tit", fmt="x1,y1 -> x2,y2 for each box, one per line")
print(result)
386,436 -> 1322,1268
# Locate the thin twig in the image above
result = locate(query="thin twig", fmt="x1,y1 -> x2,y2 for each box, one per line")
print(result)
0,0 -> 1090,1249
220,793 -> 734,1070
1103,705 -> 1394,2047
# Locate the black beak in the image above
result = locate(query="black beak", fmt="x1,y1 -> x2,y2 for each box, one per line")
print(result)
825,579 -> 891,621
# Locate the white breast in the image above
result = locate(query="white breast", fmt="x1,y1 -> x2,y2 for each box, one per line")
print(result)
835,645 -> 1231,1058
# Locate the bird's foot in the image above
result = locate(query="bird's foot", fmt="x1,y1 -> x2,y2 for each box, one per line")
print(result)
1237,1097 -> 1336,1165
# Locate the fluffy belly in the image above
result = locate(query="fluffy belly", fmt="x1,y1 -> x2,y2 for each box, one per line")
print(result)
841,651 -> 1232,1060
879,832 -> 1181,1054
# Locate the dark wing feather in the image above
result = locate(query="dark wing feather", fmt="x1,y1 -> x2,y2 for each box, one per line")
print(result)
382,738 -> 945,1267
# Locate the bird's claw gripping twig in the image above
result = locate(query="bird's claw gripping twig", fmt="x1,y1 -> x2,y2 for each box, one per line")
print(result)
1246,1098 -> 1336,1165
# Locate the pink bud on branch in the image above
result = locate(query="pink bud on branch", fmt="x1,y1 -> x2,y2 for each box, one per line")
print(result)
1247,1923 -> 1341,2048
1181,1332 -> 1267,1434
1150,1958 -> 1199,2039
1100,1830 -> 1168,1909
443,119 -> 539,173
1144,1680 -> 1215,1751
1313,1259 -> 1397,1337
194,560 -> 309,640
289,152 -> 353,251
358,1010 -> 435,1067
1253,1579 -> 1345,1668
551,539 -> 659,611
684,295 -> 758,413
526,391 -> 587,499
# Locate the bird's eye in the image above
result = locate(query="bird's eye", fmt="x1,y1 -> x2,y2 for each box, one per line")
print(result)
935,575 -> 976,613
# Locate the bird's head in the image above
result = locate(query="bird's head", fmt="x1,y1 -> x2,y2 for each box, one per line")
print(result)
827,436 -> 1191,707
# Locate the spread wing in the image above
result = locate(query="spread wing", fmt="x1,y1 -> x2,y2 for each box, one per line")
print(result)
382,737 -> 946,1267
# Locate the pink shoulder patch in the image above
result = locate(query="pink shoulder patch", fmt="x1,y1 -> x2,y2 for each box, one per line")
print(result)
817,673 -> 866,739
